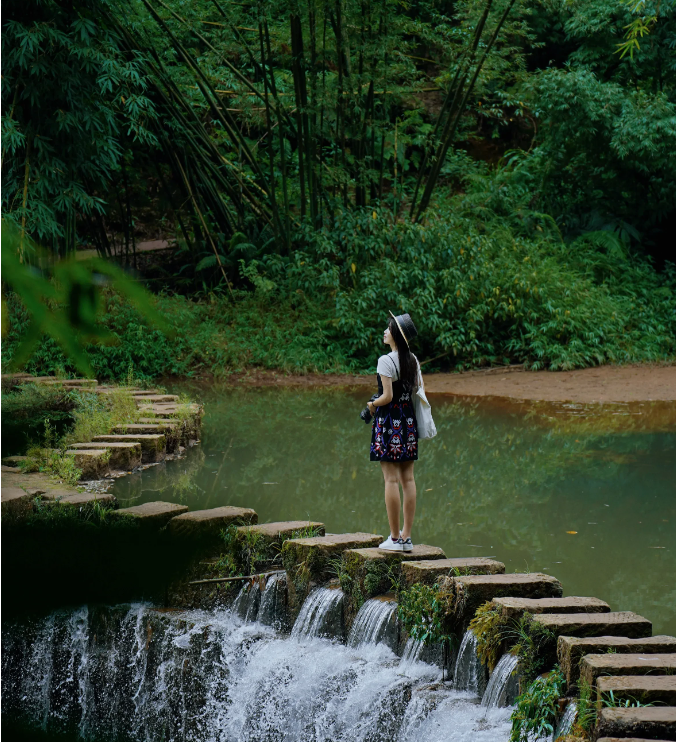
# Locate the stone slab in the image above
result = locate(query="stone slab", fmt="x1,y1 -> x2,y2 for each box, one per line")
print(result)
580,653 -> 676,689
597,707 -> 676,740
237,520 -> 325,540
168,506 -> 258,542
64,449 -> 110,479
68,441 -> 142,470
132,394 -> 178,403
534,611 -> 652,640
40,488 -> 80,500
1,487 -> 34,516
47,492 -> 116,508
492,596 -> 610,619
92,434 -> 166,463
2,465 -> 21,473
110,501 -> 188,526
443,573 -> 563,627
559,636 -> 676,691
597,676 -> 676,706
113,423 -> 180,452
348,544 -> 447,562
283,532 -> 383,582
598,738 -> 673,742
401,557 -> 505,588
2,455 -> 27,467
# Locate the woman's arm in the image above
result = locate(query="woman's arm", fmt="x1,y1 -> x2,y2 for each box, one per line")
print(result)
368,375 -> 393,415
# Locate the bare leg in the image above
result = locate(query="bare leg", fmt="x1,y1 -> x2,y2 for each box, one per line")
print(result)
399,461 -> 416,539
380,462 -> 401,539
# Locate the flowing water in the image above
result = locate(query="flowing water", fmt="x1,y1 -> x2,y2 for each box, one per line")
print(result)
453,630 -> 483,694
347,597 -> 398,651
481,653 -> 520,708
553,700 -> 577,740
291,587 -> 345,640
257,573 -> 286,629
111,386 -> 676,635
2,602 -> 512,742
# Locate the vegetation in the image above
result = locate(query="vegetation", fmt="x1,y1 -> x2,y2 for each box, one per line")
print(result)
398,582 -> 455,647
2,0 -> 675,376
509,665 -> 565,742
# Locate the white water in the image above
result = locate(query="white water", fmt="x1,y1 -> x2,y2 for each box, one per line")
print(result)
400,637 -> 424,664
347,597 -> 398,650
453,630 -> 482,693
257,573 -> 286,629
291,587 -> 344,640
2,601 -> 514,741
553,700 -> 577,740
481,653 -> 520,708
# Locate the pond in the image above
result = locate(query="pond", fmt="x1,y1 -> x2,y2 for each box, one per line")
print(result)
111,384 -> 676,636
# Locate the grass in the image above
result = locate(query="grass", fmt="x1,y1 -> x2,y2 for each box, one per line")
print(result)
509,665 -> 565,742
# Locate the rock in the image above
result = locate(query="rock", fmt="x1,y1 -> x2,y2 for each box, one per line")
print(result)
109,501 -> 188,527
132,394 -> 178,403
113,423 -> 181,452
580,653 -> 676,689
492,596 -> 610,619
168,506 -> 258,545
1,487 -> 34,517
597,676 -> 676,706
2,455 -> 27,467
64,449 -> 110,479
442,573 -> 563,629
68,442 -> 142,470
401,557 -> 505,588
1,465 -> 22,473
91,434 -> 166,463
46,492 -> 116,509
238,520 -> 325,541
40,488 -> 80,500
534,611 -> 652,640
558,636 -> 676,692
596,707 -> 676,740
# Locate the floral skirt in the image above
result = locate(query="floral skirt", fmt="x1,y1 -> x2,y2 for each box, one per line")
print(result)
370,396 -> 418,462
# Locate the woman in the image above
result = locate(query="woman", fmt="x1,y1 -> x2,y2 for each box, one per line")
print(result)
367,311 -> 420,552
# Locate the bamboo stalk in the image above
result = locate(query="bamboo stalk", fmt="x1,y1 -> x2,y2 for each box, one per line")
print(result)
188,569 -> 283,586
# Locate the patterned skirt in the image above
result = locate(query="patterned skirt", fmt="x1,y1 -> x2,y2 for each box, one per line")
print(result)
370,389 -> 418,462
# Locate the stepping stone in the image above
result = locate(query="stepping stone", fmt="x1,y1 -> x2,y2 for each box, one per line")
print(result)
597,738 -> 674,742
64,449 -> 110,479
1,465 -> 21,473
1,486 -> 34,516
597,707 -> 676,740
132,394 -> 178,403
401,557 -> 505,588
92,434 -> 166,463
492,596 -> 610,619
68,442 -> 142,470
440,573 -> 563,628
113,423 -> 180,452
344,545 -> 446,600
237,520 -> 325,541
2,455 -> 27,467
559,635 -> 676,692
580,653 -> 676,689
597,676 -> 676,706
168,506 -> 258,545
46,492 -> 116,508
283,532 -> 384,584
41,488 -> 81,500
534,611 -> 652,640
110,501 -> 188,527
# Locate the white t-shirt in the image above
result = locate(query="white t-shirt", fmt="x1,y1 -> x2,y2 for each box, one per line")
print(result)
376,351 -> 421,388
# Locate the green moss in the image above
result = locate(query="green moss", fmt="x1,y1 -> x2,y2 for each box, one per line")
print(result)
469,602 -> 509,673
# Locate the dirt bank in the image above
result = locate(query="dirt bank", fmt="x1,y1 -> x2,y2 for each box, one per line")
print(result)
226,364 -> 676,403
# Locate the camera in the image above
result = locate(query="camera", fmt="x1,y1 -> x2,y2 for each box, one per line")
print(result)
360,394 -> 379,424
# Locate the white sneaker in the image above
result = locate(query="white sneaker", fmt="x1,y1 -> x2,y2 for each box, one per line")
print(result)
400,532 -> 414,552
379,535 -> 404,551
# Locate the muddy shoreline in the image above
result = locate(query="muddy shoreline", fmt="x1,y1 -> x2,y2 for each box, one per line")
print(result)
188,363 -> 676,404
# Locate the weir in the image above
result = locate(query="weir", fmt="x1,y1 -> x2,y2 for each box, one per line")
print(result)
291,586 -> 345,640
481,653 -> 520,708
453,630 -> 483,694
347,597 -> 398,651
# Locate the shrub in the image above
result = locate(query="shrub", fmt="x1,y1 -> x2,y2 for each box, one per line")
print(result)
510,665 -> 566,742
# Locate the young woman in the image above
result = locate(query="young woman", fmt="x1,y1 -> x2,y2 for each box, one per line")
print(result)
367,312 -> 421,552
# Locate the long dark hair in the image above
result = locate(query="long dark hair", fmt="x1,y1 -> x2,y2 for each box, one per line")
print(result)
388,318 -> 417,390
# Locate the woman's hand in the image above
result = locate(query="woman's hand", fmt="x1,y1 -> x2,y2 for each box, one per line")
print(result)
367,401 -> 377,415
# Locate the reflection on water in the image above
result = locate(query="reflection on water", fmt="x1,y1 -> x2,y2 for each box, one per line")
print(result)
112,385 -> 676,635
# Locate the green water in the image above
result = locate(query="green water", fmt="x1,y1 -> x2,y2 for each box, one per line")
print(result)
112,384 -> 676,635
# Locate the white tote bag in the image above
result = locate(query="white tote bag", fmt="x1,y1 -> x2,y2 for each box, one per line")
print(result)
414,366 -> 437,440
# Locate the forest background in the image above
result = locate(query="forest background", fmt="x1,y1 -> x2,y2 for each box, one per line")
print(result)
2,0 -> 675,380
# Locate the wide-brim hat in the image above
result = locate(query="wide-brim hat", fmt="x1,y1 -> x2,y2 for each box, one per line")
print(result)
389,311 -> 418,347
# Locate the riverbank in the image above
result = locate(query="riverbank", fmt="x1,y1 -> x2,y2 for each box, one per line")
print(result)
217,363 -> 676,403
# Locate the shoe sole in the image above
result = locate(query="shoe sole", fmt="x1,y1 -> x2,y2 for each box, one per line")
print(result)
379,545 -> 404,552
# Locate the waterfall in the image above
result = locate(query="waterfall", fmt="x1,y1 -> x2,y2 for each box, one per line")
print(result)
453,630 -> 482,693
553,700 -> 577,740
347,597 -> 398,651
2,603 -> 514,742
257,572 -> 286,629
232,581 -> 261,622
481,653 -> 519,708
400,637 -> 424,664
291,587 -> 344,640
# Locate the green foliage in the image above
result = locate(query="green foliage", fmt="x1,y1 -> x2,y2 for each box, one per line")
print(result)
510,665 -> 565,742
470,602 -> 508,672
20,417 -> 84,485
63,387 -> 141,445
508,612 -> 559,686
398,582 -> 455,647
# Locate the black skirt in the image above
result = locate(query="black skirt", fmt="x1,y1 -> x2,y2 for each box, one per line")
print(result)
370,375 -> 418,462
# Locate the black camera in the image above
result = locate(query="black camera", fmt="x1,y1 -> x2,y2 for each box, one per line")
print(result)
360,394 -> 379,424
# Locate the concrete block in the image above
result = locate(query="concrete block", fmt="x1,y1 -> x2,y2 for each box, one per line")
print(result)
1,487 -> 34,517
597,707 -> 676,741
401,557 -> 505,588
558,636 -> 676,692
46,492 -> 116,509
113,423 -> 180,452
168,506 -> 258,544
109,501 -> 188,527
580,653 -> 676,689
534,611 -> 652,640
492,596 -> 610,620
597,676 -> 676,707
237,520 -> 324,541
68,442 -> 141,470
92,434 -> 166,463
64,449 -> 110,479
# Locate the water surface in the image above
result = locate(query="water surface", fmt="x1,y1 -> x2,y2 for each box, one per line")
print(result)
112,385 -> 676,634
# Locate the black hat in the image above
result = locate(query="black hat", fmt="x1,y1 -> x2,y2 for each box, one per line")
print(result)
389,311 -> 418,347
